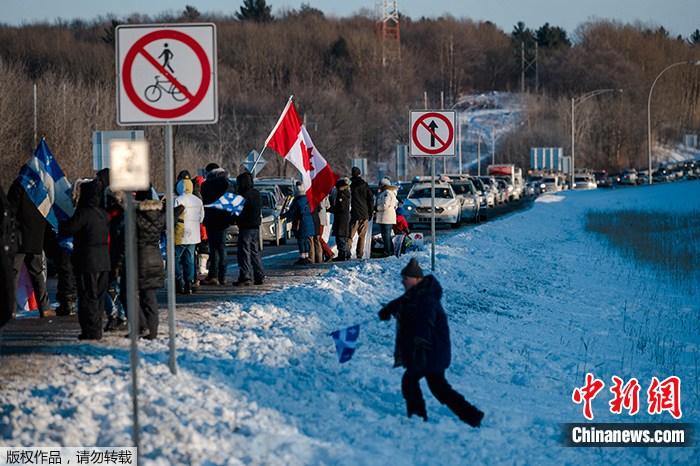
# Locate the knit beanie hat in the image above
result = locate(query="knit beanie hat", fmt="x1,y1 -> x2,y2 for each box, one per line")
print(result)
401,258 -> 424,278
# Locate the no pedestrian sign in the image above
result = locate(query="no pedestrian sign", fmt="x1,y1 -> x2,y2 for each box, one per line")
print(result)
116,24 -> 218,125
410,111 -> 456,157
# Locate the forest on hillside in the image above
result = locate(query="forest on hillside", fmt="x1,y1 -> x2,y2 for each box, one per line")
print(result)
0,2 -> 699,186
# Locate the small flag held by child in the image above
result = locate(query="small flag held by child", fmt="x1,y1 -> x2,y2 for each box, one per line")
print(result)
330,324 -> 360,363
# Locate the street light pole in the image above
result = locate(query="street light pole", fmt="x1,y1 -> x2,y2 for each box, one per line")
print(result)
647,61 -> 700,184
570,88 -> 623,187
571,97 -> 575,185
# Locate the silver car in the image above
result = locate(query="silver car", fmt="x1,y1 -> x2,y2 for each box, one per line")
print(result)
449,179 -> 480,222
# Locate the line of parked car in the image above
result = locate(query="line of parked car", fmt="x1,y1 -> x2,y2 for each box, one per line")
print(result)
394,168 -> 529,229
524,159 -> 700,195
221,165 -> 534,248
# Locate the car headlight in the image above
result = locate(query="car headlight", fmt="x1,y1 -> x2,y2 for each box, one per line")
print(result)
540,183 -> 546,189
406,205 -> 413,211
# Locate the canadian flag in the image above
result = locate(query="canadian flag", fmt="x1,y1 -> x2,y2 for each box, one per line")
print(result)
264,98 -> 338,211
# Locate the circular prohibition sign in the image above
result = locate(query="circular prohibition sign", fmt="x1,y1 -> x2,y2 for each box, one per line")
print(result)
411,112 -> 454,155
122,29 -> 211,119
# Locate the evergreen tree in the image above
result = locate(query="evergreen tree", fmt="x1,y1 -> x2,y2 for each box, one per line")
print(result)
690,29 -> 700,46
511,21 -> 535,47
236,0 -> 273,23
535,23 -> 571,49
183,5 -> 201,21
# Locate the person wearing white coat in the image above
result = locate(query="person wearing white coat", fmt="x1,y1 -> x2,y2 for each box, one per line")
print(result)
375,177 -> 398,256
174,178 -> 204,294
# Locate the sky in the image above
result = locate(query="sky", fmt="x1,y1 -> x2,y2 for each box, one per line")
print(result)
2,0 -> 699,37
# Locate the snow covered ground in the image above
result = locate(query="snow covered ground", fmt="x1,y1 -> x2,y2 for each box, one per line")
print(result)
2,182 -> 700,465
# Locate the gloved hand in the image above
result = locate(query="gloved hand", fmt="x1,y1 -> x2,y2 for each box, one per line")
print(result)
378,306 -> 392,321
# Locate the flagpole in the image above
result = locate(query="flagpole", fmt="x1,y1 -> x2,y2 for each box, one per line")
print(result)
251,95 -> 294,175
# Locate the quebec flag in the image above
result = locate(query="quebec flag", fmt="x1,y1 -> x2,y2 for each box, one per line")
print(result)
205,192 -> 245,216
18,139 -> 74,249
330,324 -> 360,363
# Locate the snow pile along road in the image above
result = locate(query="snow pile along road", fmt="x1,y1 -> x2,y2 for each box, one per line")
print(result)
2,182 -> 700,465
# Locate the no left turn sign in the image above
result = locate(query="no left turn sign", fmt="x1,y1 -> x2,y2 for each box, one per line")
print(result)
409,111 -> 456,156
116,24 -> 218,125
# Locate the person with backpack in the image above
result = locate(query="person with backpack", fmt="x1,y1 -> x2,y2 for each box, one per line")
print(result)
378,258 -> 484,427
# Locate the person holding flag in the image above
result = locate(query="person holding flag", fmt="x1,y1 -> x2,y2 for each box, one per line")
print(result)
8,139 -> 75,318
201,163 -> 235,286
378,258 -> 484,427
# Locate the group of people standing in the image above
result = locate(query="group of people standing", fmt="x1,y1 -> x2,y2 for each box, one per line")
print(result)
0,160 -> 268,340
283,166 -> 408,264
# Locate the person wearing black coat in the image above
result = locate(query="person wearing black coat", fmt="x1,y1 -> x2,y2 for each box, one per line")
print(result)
134,193 -> 167,339
0,181 -> 17,327
201,166 -> 234,285
379,258 -> 484,427
113,190 -> 171,340
234,172 -> 265,286
349,167 -> 375,259
59,180 -> 110,340
330,178 -> 351,261
8,177 -> 53,317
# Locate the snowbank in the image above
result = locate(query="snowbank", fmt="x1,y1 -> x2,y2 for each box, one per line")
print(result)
2,182 -> 699,465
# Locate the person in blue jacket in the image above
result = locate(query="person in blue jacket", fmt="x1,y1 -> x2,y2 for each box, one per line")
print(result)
281,182 -> 315,265
379,258 -> 484,427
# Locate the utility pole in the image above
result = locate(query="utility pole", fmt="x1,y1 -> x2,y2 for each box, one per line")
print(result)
377,0 -> 401,66
521,41 -> 538,93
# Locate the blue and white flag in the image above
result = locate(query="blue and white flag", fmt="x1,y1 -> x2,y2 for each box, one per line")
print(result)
205,192 -> 246,216
330,324 -> 360,363
18,139 -> 74,250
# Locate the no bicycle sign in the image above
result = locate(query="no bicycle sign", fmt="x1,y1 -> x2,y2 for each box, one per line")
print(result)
116,24 -> 218,125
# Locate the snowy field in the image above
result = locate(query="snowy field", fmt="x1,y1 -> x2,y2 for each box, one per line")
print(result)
2,182 -> 700,465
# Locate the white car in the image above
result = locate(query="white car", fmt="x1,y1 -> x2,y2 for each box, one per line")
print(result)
404,182 -> 462,228
573,175 -> 597,190
542,175 -> 562,193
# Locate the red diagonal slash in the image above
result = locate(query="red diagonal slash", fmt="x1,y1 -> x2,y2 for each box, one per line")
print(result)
419,120 -> 446,147
137,47 -> 195,101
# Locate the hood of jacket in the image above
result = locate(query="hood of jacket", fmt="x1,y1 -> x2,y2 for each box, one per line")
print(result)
350,176 -> 367,189
176,178 -> 193,196
236,171 -> 254,194
77,180 -> 100,209
206,167 -> 228,181
137,199 -> 163,212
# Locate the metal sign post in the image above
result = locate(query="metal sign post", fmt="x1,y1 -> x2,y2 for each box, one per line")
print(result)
109,139 -> 150,464
164,125 -> 177,374
409,110 -> 456,272
431,158 -> 436,271
124,192 -> 140,460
